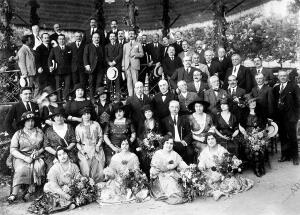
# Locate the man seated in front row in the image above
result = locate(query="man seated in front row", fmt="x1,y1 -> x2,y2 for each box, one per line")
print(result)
187,70 -> 209,100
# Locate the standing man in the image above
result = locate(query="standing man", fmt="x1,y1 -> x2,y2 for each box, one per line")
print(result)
32,25 -> 42,51
36,33 -> 53,90
162,46 -> 183,79
273,70 -> 300,165
203,50 -> 222,78
48,34 -> 72,100
69,32 -> 85,88
122,29 -> 144,96
105,20 -> 119,44
83,32 -> 105,98
83,18 -> 105,47
251,57 -> 276,87
117,30 -> 126,45
178,40 -> 195,61
49,23 -> 62,47
194,40 -> 206,64
105,32 -> 123,98
213,47 -> 232,82
162,36 -> 170,59
17,34 -> 39,99
139,34 -> 149,83
172,31 -> 184,56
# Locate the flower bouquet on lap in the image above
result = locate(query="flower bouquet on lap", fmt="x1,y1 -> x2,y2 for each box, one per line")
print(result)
137,132 -> 164,160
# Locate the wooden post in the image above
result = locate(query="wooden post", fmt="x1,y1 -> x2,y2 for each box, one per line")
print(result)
212,0 -> 228,50
94,0 -> 105,30
27,0 -> 40,26
162,0 -> 170,37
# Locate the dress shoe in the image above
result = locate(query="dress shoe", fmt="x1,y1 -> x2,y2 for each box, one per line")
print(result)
293,158 -> 299,165
278,157 -> 290,162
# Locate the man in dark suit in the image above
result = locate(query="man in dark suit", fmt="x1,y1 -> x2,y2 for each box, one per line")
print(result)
187,70 -> 209,100
117,30 -> 126,45
49,23 -> 62,47
83,18 -> 105,47
105,32 -> 123,98
126,82 -> 151,136
161,100 -> 194,164
105,20 -> 119,44
251,73 -> 274,118
273,70 -> 300,165
152,79 -> 177,121
48,34 -> 72,100
162,46 -> 183,79
213,47 -> 232,82
251,57 -> 276,87
177,80 -> 199,114
138,34 -> 149,83
170,55 -> 197,91
4,87 -> 39,135
69,32 -> 85,88
224,54 -> 252,93
171,31 -> 183,56
194,40 -> 206,64
203,50 -> 222,77
162,36 -> 170,59
83,32 -> 105,98
36,33 -> 54,90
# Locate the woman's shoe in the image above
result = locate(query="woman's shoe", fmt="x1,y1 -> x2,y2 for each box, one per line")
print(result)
7,194 -> 17,204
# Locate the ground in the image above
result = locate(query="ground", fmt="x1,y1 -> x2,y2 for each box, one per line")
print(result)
0,153 -> 300,215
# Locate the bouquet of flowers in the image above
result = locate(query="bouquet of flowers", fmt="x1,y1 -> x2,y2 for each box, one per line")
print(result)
63,175 -> 98,206
178,164 -> 209,202
246,128 -> 269,153
137,132 -> 164,159
119,169 -> 149,202
212,153 -> 242,178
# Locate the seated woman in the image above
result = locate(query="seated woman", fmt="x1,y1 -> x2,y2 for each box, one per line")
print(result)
150,139 -> 188,205
214,97 -> 240,157
103,102 -> 136,165
98,139 -> 148,204
136,104 -> 162,177
8,112 -> 45,203
239,95 -> 268,177
198,132 -> 253,200
187,98 -> 213,157
44,108 -> 77,172
75,106 -> 105,183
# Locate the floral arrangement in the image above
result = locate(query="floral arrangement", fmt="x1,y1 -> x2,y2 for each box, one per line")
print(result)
212,153 -> 242,178
62,175 -> 98,206
178,164 -> 209,202
246,128 -> 269,153
136,132 -> 164,159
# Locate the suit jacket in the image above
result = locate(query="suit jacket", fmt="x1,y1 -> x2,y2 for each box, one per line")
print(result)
83,28 -> 106,46
152,91 -> 177,120
105,29 -> 119,44
126,94 -> 151,135
69,41 -> 85,73
227,87 -> 246,99
161,115 -> 192,144
204,60 -> 222,77
172,41 -> 183,56
147,43 -> 164,64
162,55 -> 183,78
122,40 -> 144,71
105,42 -> 123,69
170,66 -> 198,89
224,65 -> 252,93
35,43 -> 51,73
204,88 -> 228,115
273,82 -> 300,122
187,81 -> 209,100
49,32 -> 59,43
195,49 -> 206,64
17,45 -> 36,77
4,101 -> 39,135
48,46 -> 72,75
251,67 -> 277,87
83,43 -> 104,74
178,50 -> 195,61
140,43 -> 149,65
251,84 -> 274,118
227,87 -> 246,121
213,56 -> 232,82
178,92 -> 199,114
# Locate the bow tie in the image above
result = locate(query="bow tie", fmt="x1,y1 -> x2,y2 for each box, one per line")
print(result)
194,64 -> 199,66
213,89 -> 219,92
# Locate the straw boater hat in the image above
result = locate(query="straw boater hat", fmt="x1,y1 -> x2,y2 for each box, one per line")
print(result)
17,111 -> 40,127
153,64 -> 163,77
107,67 -> 118,81
188,98 -> 210,112
266,120 -> 279,138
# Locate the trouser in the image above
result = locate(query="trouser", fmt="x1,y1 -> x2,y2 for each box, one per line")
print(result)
71,71 -> 80,88
277,118 -> 299,160
88,69 -> 104,98
126,67 -> 138,97
37,71 -> 55,92
28,75 -> 40,99
138,64 -> 148,84
173,141 -> 195,164
107,74 -> 121,100
54,74 -> 71,100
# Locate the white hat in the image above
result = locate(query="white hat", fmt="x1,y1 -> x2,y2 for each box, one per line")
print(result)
266,121 -> 278,138
153,64 -> 163,78
20,76 -> 30,87
107,67 -> 118,80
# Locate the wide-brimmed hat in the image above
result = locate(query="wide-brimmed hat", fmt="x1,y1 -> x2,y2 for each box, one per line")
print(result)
107,67 -> 118,81
79,105 -> 94,116
141,104 -> 154,113
17,111 -> 40,127
188,98 -> 210,112
244,94 -> 257,104
20,76 -> 30,87
153,64 -> 163,77
112,101 -> 128,113
46,107 -> 67,119
95,87 -> 108,98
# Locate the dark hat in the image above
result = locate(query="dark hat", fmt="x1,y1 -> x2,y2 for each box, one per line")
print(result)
73,83 -> 85,92
141,104 -> 153,113
46,107 -> 67,119
17,111 -> 40,127
112,101 -> 128,113
244,94 -> 257,104
188,98 -> 210,112
95,87 -> 108,97
79,105 -> 94,116
43,86 -> 60,97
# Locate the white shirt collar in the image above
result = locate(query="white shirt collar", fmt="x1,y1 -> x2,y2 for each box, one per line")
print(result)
181,92 -> 188,98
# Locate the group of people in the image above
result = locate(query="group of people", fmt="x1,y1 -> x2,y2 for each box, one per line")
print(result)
3,18 -> 300,211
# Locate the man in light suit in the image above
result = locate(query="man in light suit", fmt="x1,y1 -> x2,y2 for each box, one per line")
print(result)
204,75 -> 228,116
191,53 -> 210,83
177,80 -> 198,115
187,70 -> 209,100
17,34 -> 39,99
122,29 -> 144,96
251,57 -> 276,87
178,40 -> 195,61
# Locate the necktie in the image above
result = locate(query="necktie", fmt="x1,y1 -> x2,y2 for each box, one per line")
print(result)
26,102 -> 31,111
77,42 -> 80,48
231,88 -> 235,95
233,67 -> 237,76
91,28 -> 95,35
170,57 -> 174,61
279,84 -> 284,93
173,116 -> 177,125
130,41 -> 133,47
195,64 -> 199,66
257,69 -> 261,74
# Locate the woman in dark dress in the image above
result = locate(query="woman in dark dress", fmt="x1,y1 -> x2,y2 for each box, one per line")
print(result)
94,87 -> 111,129
214,97 -> 240,157
65,83 -> 95,128
103,102 -> 136,165
44,108 -> 77,172
239,94 -> 268,177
